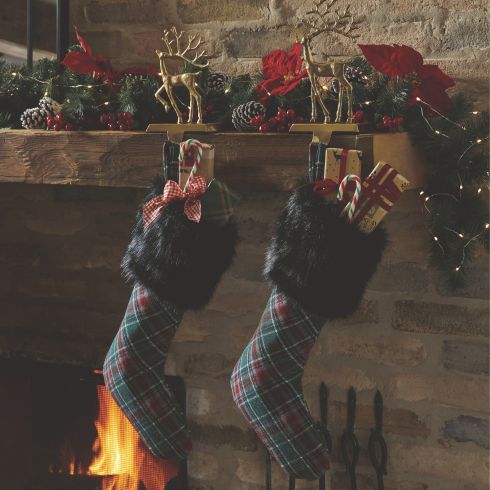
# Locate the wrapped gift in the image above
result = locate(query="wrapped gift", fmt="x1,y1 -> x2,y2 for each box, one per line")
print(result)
324,148 -> 362,184
179,143 -> 215,188
351,161 -> 410,233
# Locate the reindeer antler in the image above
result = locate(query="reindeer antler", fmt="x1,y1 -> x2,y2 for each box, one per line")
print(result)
160,26 -> 209,68
302,0 -> 361,41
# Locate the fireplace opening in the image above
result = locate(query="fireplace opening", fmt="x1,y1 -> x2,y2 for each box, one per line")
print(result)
0,359 -> 187,490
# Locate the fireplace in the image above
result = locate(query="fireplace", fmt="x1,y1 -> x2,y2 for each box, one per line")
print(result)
0,359 -> 187,490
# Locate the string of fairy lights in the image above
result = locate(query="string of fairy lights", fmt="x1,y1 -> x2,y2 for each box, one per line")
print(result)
7,69 -> 489,273
413,97 -> 489,273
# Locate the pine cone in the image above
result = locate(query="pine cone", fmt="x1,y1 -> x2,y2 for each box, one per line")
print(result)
20,107 -> 48,129
38,96 -> 62,116
329,66 -> 367,95
207,72 -> 229,95
345,66 -> 366,84
232,101 -> 266,131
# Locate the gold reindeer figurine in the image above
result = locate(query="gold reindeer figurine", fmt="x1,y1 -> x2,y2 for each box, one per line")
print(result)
155,26 -> 208,124
300,0 -> 361,123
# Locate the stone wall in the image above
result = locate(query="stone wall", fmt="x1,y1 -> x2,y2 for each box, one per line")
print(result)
0,0 -> 488,106
0,182 -> 488,490
1,0 -> 488,107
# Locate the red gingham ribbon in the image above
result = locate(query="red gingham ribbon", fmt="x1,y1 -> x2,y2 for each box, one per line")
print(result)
143,176 -> 207,227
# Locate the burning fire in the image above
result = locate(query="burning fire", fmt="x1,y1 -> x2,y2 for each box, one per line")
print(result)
52,384 -> 178,490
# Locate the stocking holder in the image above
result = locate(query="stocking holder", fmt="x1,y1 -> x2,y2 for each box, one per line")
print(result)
289,123 -> 359,144
146,123 -> 218,143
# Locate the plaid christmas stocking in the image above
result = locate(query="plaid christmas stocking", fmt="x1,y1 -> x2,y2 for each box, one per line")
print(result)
104,141 -> 239,460
231,183 -> 387,480
103,283 -> 189,458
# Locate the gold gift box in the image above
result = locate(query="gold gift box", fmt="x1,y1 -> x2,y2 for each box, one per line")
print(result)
324,148 -> 362,183
179,143 -> 215,188
352,161 -> 410,234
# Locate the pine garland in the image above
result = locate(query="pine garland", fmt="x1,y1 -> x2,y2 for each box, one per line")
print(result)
345,58 -> 489,286
1,48 -> 487,287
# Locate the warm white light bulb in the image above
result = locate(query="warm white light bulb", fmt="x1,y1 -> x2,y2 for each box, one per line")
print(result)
476,139 -> 482,144
459,185 -> 463,190
472,111 -> 479,115
435,130 -> 441,135
485,223 -> 490,229
458,233 -> 464,238
419,190 -> 425,196
455,266 -> 460,271
477,188 -> 482,194
433,236 -> 439,241
104,101 -> 110,106
424,196 -> 430,202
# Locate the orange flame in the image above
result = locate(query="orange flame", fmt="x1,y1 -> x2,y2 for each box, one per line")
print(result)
52,385 -> 178,490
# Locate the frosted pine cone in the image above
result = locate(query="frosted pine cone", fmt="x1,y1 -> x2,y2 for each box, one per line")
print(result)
231,101 -> 266,131
207,72 -> 229,95
38,96 -> 62,116
20,107 -> 48,129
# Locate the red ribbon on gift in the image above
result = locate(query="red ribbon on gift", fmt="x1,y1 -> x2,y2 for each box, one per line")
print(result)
352,163 -> 402,225
338,148 -> 350,182
143,176 -> 207,227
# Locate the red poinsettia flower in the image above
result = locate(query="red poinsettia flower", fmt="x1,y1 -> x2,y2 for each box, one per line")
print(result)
62,28 -> 158,85
256,43 -> 307,103
358,44 -> 455,114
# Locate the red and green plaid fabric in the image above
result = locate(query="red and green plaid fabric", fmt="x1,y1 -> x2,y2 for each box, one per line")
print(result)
230,287 -> 330,480
103,283 -> 191,459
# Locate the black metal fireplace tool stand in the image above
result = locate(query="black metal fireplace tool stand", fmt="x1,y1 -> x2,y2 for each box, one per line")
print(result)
264,384 -> 388,490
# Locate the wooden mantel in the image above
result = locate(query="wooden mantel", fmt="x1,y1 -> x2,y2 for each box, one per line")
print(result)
0,130 -> 425,191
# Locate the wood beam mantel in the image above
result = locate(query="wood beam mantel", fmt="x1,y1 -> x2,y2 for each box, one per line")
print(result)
0,130 -> 425,191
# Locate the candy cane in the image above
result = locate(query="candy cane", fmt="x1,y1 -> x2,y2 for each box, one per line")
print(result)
179,139 -> 203,191
338,174 -> 362,223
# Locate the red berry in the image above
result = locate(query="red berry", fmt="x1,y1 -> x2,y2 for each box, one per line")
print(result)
46,115 -> 55,126
382,115 -> 392,126
259,124 -> 268,133
286,109 -> 296,121
250,116 -> 259,126
55,113 -> 65,123
53,123 -> 61,131
65,123 -> 75,131
277,108 -> 287,119
119,123 -> 128,131
100,114 -> 107,124
107,113 -> 117,123
107,122 -> 116,130
268,116 -> 278,128
394,116 -> 404,126
295,115 -> 305,123
277,124 -> 288,133
352,110 -> 364,123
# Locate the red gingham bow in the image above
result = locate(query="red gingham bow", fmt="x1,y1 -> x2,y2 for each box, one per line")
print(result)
143,176 -> 207,227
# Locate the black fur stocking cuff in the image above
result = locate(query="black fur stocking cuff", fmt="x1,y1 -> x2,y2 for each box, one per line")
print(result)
122,176 -> 238,310
264,184 -> 387,319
